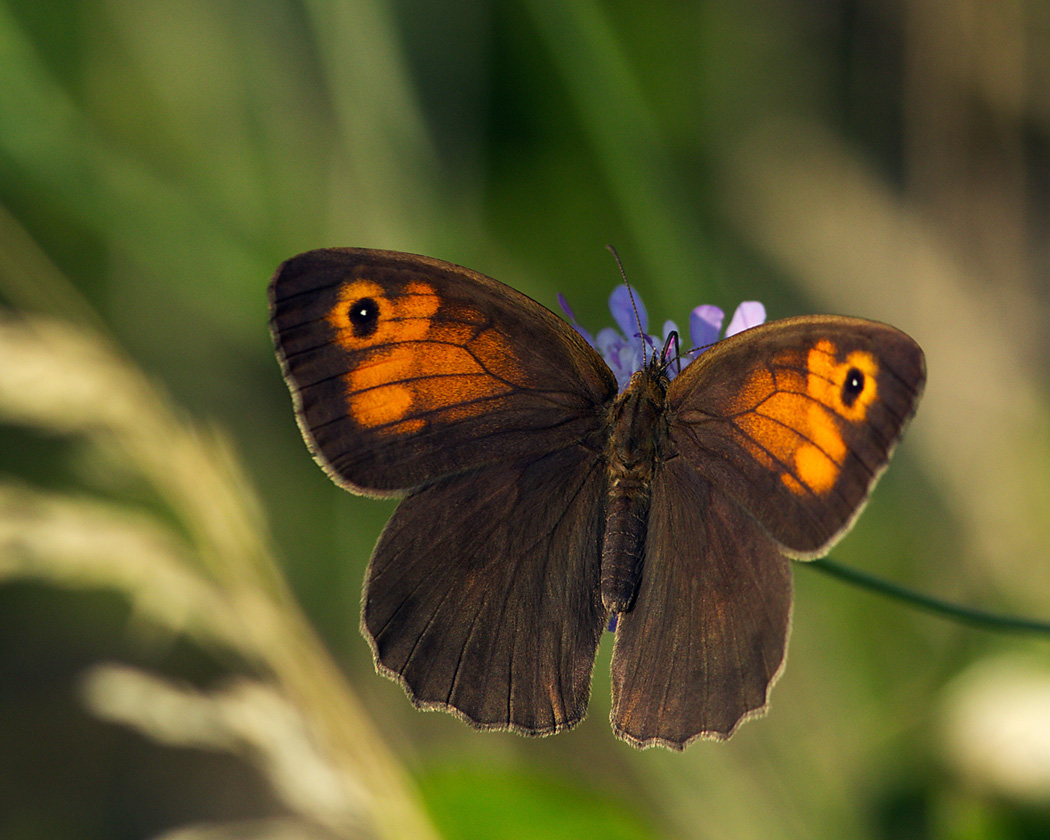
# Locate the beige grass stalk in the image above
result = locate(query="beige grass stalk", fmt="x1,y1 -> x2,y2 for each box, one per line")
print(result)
0,208 -> 439,840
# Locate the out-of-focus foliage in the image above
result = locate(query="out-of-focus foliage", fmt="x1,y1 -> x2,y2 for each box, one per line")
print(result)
2,1 -> 1049,838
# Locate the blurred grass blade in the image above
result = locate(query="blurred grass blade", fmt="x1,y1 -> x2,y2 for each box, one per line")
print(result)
83,665 -> 372,837
0,220 -> 440,838
523,0 -> 707,289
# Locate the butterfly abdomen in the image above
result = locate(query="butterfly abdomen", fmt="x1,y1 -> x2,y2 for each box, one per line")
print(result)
601,484 -> 649,613
601,366 -> 670,614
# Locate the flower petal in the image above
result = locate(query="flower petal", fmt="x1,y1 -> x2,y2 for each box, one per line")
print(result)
595,328 -> 635,389
557,293 -> 595,345
595,326 -> 623,356
609,285 -> 647,337
725,301 -> 766,337
689,304 -> 723,350
556,292 -> 576,322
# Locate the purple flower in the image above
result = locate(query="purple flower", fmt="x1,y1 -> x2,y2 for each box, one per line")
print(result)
560,285 -> 766,391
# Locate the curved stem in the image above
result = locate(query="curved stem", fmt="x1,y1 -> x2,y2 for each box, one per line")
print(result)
808,558 -> 1050,637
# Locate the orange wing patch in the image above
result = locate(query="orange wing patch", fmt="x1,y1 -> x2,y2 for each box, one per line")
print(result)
729,340 -> 879,496
326,278 -> 526,434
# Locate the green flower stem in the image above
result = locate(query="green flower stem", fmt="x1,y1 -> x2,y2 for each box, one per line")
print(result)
810,558 -> 1050,637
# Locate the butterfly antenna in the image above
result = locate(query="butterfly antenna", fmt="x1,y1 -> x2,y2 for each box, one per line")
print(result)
605,244 -> 647,365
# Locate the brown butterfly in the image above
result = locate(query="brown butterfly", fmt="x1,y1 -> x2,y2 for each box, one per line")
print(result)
269,248 -> 925,749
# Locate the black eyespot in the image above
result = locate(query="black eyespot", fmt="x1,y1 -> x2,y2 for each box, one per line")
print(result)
348,297 -> 379,338
841,367 -> 865,407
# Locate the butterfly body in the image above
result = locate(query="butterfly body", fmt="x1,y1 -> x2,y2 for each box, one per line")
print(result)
269,248 -> 925,749
601,354 -> 670,613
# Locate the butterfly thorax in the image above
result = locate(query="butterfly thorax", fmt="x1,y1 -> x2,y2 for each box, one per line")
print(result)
600,362 -> 671,613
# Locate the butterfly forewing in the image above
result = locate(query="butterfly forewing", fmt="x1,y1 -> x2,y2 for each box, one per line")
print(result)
269,248 -> 617,494
667,316 -> 925,556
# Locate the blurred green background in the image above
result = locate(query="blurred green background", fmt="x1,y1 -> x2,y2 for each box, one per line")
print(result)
2,1 -> 1050,838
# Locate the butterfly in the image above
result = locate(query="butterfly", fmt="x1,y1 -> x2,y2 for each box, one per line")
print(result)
269,248 -> 925,749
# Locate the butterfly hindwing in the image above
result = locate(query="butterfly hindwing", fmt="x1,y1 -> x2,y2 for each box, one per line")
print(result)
362,444 -> 608,734
667,316 -> 925,556
610,456 -> 792,748
269,248 -> 617,495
